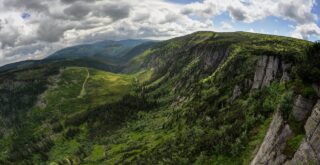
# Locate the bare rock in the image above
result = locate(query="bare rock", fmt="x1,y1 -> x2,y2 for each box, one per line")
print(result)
251,111 -> 294,165
292,95 -> 314,122
288,100 -> 320,164
280,63 -> 291,83
230,85 -> 241,101
252,56 -> 268,89
305,101 -> 320,139
309,126 -> 320,162
307,101 -> 320,161
252,56 -> 280,89
202,46 -> 230,70
289,140 -> 319,165
262,56 -> 280,87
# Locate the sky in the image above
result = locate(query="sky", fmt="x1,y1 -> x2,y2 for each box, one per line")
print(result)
0,0 -> 319,66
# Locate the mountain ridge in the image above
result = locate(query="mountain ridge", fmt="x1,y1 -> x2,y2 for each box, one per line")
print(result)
0,31 -> 319,164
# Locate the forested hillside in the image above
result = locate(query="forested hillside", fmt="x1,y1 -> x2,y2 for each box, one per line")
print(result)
0,31 -> 319,164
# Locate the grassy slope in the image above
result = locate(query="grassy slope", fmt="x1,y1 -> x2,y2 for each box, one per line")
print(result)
35,67 -> 135,163
32,67 -> 134,118
0,66 -> 136,164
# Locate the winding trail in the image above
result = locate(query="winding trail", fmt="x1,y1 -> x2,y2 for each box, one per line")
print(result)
78,68 -> 90,98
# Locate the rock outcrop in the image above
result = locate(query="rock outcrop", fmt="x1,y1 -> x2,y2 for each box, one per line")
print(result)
288,100 -> 320,164
287,139 -> 319,165
252,56 -> 293,89
252,56 -> 280,89
251,111 -> 294,165
251,95 -> 320,165
230,85 -> 241,101
280,63 -> 291,83
292,95 -> 314,122
252,99 -> 320,165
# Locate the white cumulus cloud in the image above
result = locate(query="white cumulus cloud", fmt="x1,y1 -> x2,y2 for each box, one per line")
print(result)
292,23 -> 320,40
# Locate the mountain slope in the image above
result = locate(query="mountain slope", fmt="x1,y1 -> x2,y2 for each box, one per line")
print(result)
0,40 -> 156,74
47,39 -> 151,60
0,31 -> 319,164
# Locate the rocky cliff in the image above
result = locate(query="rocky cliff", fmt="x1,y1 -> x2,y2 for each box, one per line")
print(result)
250,54 -> 319,165
287,100 -> 320,164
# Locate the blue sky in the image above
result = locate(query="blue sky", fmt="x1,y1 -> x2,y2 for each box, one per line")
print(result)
0,0 -> 319,66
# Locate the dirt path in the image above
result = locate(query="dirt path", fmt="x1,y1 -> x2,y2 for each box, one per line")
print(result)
78,68 -> 90,98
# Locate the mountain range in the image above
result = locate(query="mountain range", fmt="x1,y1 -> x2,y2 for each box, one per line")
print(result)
0,31 -> 319,165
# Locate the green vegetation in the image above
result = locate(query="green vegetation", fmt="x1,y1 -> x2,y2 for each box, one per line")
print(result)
88,145 -> 105,161
283,134 -> 304,157
0,31 -> 318,164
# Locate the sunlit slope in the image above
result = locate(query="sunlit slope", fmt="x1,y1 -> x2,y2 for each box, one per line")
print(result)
32,67 -> 134,116
0,66 -> 138,164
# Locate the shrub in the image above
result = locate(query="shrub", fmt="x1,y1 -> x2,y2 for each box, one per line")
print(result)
283,134 -> 304,157
64,127 -> 80,139
296,42 -> 320,83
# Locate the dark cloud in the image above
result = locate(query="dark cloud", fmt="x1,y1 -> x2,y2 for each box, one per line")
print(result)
159,13 -> 179,24
37,21 -> 73,42
228,6 -> 246,21
132,12 -> 150,22
4,0 -> 48,12
93,3 -> 131,21
181,8 -> 193,15
64,2 -> 91,19
60,0 -> 79,4
0,20 -> 3,31
0,19 -> 19,48
60,0 -> 90,4
0,31 -> 19,48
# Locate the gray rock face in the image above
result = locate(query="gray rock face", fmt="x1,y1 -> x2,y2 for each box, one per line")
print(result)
305,101 -> 320,138
292,95 -> 314,122
280,63 -> 291,83
252,56 -> 269,89
252,56 -> 280,89
253,100 -> 320,165
230,85 -> 241,101
288,100 -> 320,164
288,139 -> 319,165
251,111 -> 294,165
201,46 -> 230,70
262,56 -> 280,87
